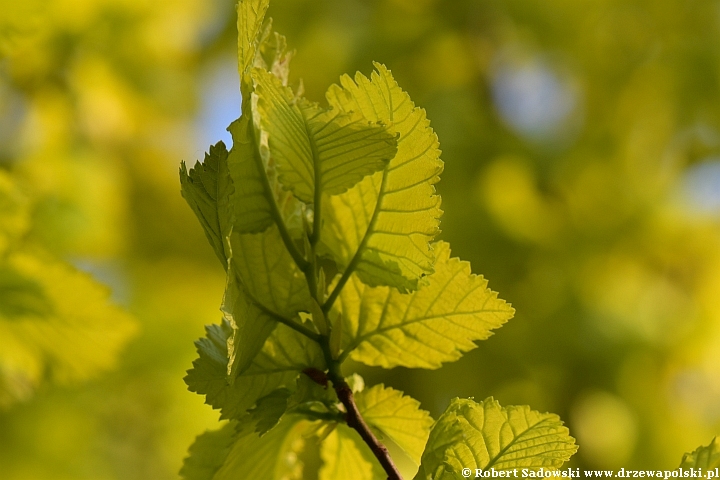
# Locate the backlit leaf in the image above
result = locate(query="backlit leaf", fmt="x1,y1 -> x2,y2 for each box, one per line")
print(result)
222,274 -> 277,377
0,250 -> 136,407
414,398 -> 577,480
180,422 -> 238,480
182,417 -> 312,480
226,116 -> 274,234
215,417 -> 310,480
253,68 -> 397,203
319,424 -> 385,480
335,241 -> 514,369
180,141 -> 234,267
228,225 -> 312,318
237,0 -> 269,96
249,388 -> 293,436
354,384 -> 433,464
185,321 -> 324,420
323,63 -> 443,292
255,18 -> 293,86
680,437 -> 720,469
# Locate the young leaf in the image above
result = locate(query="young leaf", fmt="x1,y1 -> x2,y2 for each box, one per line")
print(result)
354,384 -> 433,464
323,63 -> 443,292
223,275 -> 277,377
226,116 -> 275,234
228,225 -> 312,318
309,298 -> 329,335
249,388 -> 293,435
185,321 -> 325,420
0,250 -> 136,407
180,422 -> 237,480
680,437 -> 720,468
253,68 -> 397,203
255,19 -> 293,85
320,424 -> 386,480
182,417 -> 312,480
414,398 -> 577,480
237,0 -> 269,96
216,417 -> 311,480
180,142 -> 233,268
335,241 -> 514,369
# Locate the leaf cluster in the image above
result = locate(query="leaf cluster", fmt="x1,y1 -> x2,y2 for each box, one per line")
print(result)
0,170 -> 137,407
179,1 -> 574,478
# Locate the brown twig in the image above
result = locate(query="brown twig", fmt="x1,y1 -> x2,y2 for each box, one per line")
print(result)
333,379 -> 404,480
303,365 -> 403,479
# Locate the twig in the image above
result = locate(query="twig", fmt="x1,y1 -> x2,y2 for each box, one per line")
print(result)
334,379 -> 403,480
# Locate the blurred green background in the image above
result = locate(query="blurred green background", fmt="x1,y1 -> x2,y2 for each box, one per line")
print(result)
2,0 -> 720,477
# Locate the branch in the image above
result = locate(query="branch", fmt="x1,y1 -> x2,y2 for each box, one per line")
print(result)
334,379 -> 403,480
319,343 -> 403,480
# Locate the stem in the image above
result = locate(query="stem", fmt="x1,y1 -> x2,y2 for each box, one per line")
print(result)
320,340 -> 403,480
254,300 -> 321,342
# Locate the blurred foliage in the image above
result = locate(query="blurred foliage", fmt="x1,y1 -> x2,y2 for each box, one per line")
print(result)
1,0 -> 720,477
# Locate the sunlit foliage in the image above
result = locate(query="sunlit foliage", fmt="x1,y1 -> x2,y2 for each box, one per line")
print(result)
1,0 -> 720,477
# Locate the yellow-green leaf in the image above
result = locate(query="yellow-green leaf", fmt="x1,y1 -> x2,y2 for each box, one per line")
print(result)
255,19 -> 293,86
0,250 -> 136,407
223,274 -> 277,377
180,141 -> 234,268
226,115 -> 275,234
228,225 -> 312,318
185,321 -> 325,420
414,398 -> 577,480
237,0 -> 269,97
180,422 -> 238,480
319,424 -> 386,480
249,388 -> 293,436
323,63 -> 443,292
182,417 -> 312,480
680,437 -> 720,469
354,384 -> 433,464
335,241 -> 514,369
253,68 -> 397,203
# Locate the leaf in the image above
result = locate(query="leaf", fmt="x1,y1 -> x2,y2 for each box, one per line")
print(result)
180,142 -> 234,267
319,424 -> 386,480
249,388 -> 294,435
354,384 -> 433,464
335,241 -> 514,369
0,250 -> 136,407
255,18 -> 293,86
180,422 -> 238,480
228,225 -> 312,318
214,417 -> 311,480
182,417 -> 311,480
253,68 -> 397,203
237,0 -> 269,96
222,275 -> 277,377
680,437 -> 720,468
414,398 -> 577,480
226,116 -> 275,234
323,63 -> 443,292
185,320 -> 325,420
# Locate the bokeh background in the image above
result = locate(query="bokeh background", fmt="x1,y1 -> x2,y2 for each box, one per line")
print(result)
2,0 -> 720,477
